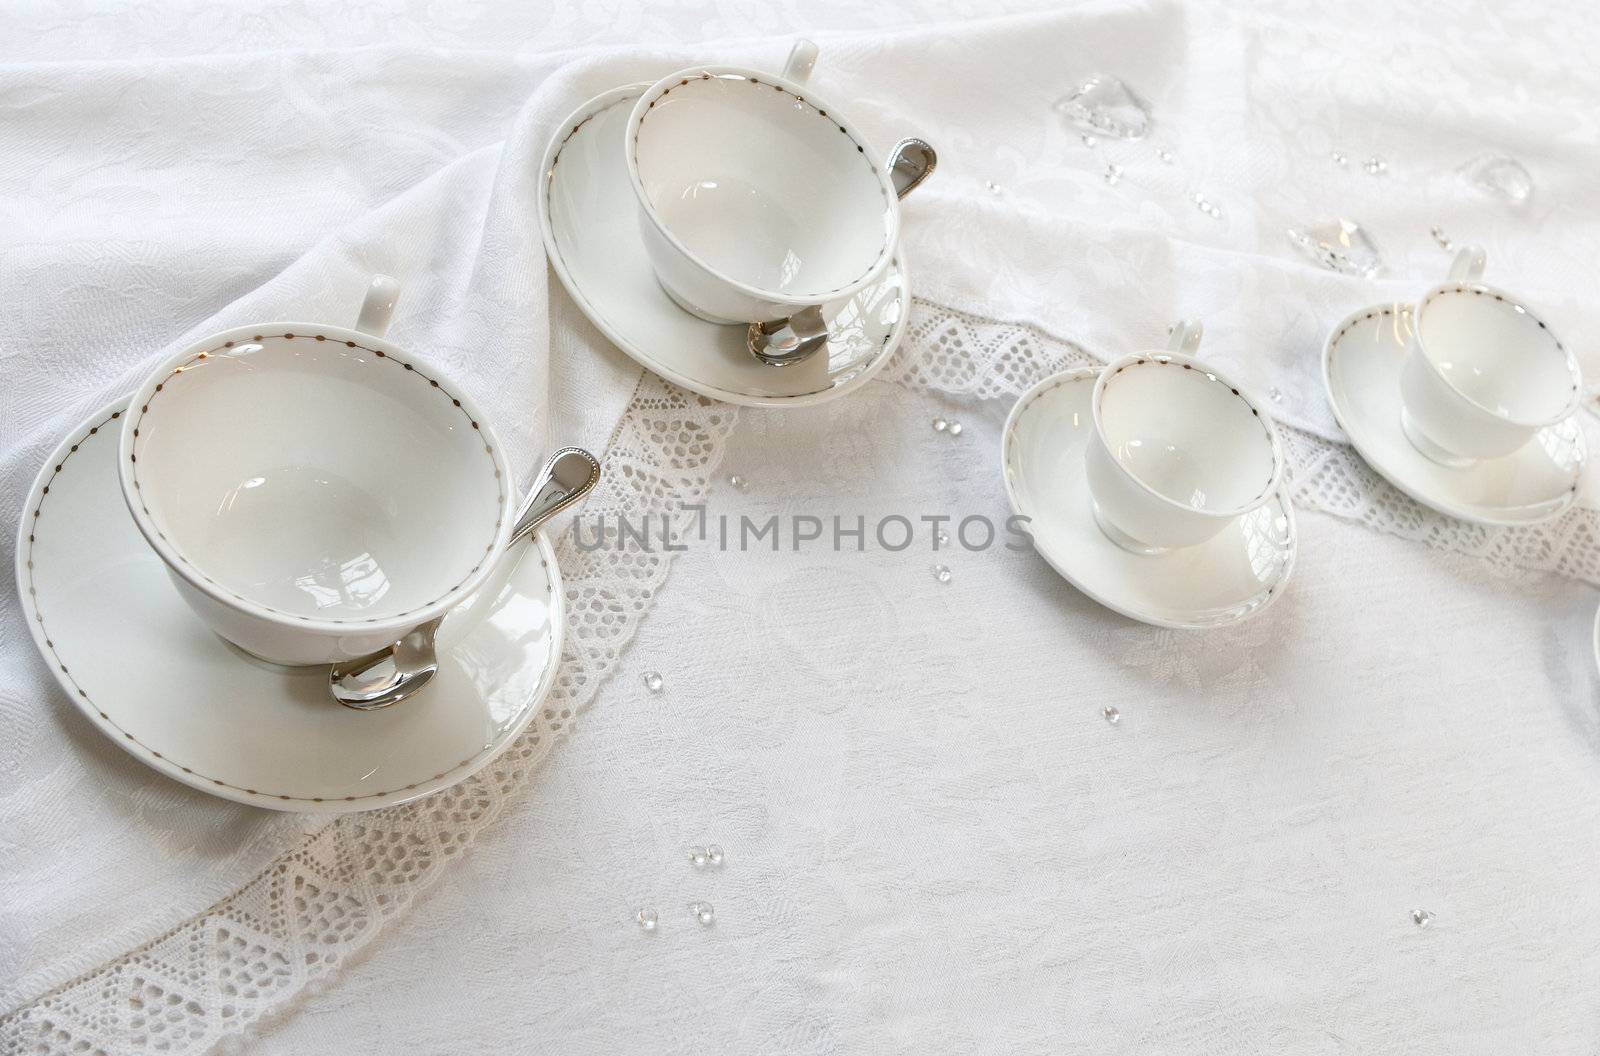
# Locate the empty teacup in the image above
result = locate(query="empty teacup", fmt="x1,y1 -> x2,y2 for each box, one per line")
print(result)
625,40 -> 924,324
1398,246 -> 1581,466
1085,322 -> 1285,553
117,276 -> 516,666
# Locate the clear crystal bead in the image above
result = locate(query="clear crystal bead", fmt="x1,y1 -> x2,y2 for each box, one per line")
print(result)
1157,148 -> 1173,163
1286,218 -> 1384,278
1054,75 -> 1151,140
1103,163 -> 1122,185
1430,225 -> 1453,251
707,844 -> 723,866
1363,156 -> 1388,176
727,473 -> 745,490
1103,705 -> 1120,725
1411,909 -> 1433,928
643,671 -> 663,693
1330,151 -> 1348,166
637,908 -> 658,931
1081,133 -> 1098,148
690,901 -> 715,926
1270,387 -> 1283,403
984,180 -> 1002,195
690,846 -> 708,868
1206,204 -> 1222,219
936,529 -> 950,547
1460,153 -> 1533,205
932,564 -> 952,584
932,417 -> 947,432
947,421 -> 963,436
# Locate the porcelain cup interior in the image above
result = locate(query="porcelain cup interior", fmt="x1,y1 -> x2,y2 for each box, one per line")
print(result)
119,325 -> 513,649
1399,282 -> 1581,462
1086,352 -> 1283,552
627,64 -> 897,319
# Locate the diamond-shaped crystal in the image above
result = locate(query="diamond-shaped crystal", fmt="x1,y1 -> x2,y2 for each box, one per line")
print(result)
1459,153 -> 1533,205
1286,218 -> 1384,278
1054,75 -> 1151,140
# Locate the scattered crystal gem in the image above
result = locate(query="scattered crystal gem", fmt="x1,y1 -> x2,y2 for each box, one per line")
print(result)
643,671 -> 663,693
984,179 -> 1003,195
637,908 -> 658,931
1081,133 -> 1098,148
1460,153 -> 1533,205
707,844 -> 723,866
690,901 -> 715,926
727,473 -> 745,490
1206,204 -> 1222,219
1103,705 -> 1120,725
1157,148 -> 1173,163
932,417 -> 948,432
1270,387 -> 1283,403
1103,163 -> 1122,185
1286,218 -> 1384,278
947,421 -> 963,436
1363,156 -> 1388,176
933,564 -> 952,584
936,530 -> 950,547
690,846 -> 709,868
1411,909 -> 1433,928
1330,151 -> 1348,166
1430,225 -> 1454,251
1054,74 -> 1151,140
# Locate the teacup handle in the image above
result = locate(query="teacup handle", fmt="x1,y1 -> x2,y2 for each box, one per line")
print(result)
1449,245 -> 1486,284
888,139 -> 937,199
782,39 -> 818,85
1167,319 -> 1204,356
356,274 -> 401,337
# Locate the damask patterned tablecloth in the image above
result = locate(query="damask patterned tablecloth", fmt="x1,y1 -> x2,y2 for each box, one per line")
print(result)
3,1 -> 1599,1053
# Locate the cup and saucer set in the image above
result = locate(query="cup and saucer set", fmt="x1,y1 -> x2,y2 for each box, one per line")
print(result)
1003,249 -> 1586,630
15,39 -> 940,812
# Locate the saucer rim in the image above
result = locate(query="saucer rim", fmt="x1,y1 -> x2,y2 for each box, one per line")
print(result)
15,397 -> 565,814
1321,302 -> 1582,527
536,82 -> 908,409
1000,367 -> 1297,630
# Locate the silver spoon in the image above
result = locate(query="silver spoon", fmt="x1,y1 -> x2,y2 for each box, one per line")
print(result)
747,137 -> 938,368
330,447 -> 601,711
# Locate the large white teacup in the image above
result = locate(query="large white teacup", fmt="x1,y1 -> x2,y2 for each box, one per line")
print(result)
625,40 -> 913,325
1398,246 -> 1582,467
1085,322 -> 1286,554
117,276 -> 516,666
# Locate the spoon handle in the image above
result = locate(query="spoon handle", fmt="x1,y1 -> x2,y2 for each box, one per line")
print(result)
510,447 -> 601,544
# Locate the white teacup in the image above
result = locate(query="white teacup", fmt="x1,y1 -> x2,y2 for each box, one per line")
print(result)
1085,322 -> 1285,554
117,276 -> 516,666
625,40 -> 907,325
1398,246 -> 1581,467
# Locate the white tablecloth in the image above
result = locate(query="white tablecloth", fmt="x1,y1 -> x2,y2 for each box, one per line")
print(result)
4,1 -> 1600,1053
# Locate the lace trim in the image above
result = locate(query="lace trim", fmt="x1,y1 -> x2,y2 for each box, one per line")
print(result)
0,373 -> 736,1053
885,299 -> 1600,585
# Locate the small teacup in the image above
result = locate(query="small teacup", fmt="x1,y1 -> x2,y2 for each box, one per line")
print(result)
625,40 -> 915,325
1398,246 -> 1581,466
1085,321 -> 1285,554
117,276 -> 516,666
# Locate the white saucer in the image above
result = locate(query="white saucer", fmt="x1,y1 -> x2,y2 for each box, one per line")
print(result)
537,84 -> 907,408
15,400 -> 563,813
1323,303 -> 1583,526
1001,368 -> 1296,629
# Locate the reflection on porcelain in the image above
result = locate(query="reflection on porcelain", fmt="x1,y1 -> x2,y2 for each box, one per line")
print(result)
1085,322 -> 1285,554
538,84 -> 906,408
625,40 -> 906,324
16,400 -> 562,812
1003,368 -> 1295,630
1323,302 -> 1582,526
116,276 -> 517,666
1398,246 -> 1582,466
